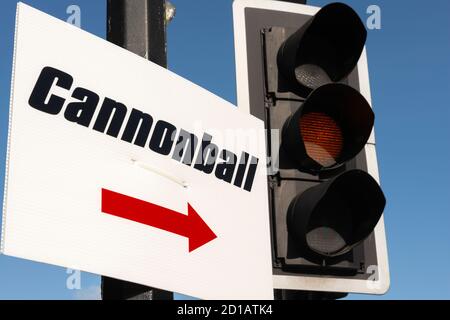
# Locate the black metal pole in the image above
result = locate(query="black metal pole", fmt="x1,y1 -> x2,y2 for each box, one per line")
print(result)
274,289 -> 348,300
102,0 -> 173,300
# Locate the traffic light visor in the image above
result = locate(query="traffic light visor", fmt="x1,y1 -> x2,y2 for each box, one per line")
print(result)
277,2 -> 367,97
287,170 -> 386,259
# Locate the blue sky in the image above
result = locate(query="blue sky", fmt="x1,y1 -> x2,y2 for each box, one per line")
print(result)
0,0 -> 449,300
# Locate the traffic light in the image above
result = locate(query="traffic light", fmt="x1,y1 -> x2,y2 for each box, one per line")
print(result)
233,0 -> 390,295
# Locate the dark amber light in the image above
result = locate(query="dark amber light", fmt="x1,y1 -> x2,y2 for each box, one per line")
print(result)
299,112 -> 343,167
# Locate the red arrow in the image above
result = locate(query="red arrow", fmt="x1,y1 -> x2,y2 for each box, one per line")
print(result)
101,188 -> 217,252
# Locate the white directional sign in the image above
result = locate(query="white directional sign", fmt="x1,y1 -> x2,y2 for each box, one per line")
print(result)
1,3 -> 274,299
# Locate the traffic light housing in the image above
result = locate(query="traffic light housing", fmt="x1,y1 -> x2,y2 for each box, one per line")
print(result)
233,0 -> 389,295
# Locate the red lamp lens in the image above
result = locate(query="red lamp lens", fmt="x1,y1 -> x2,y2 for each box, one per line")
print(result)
299,112 -> 343,167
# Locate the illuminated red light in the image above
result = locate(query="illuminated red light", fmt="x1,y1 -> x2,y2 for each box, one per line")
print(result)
299,112 -> 343,167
